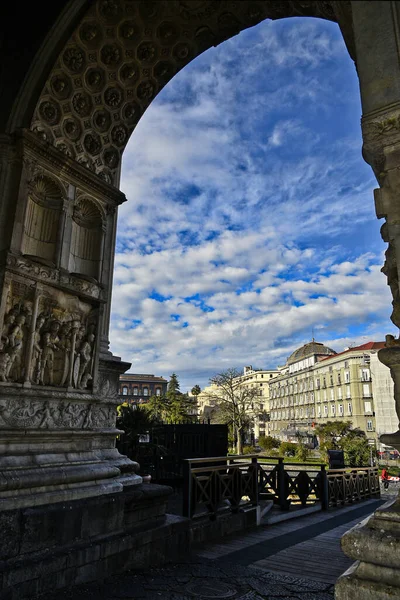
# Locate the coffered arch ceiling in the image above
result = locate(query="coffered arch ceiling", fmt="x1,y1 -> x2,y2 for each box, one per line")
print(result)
30,0 -> 350,187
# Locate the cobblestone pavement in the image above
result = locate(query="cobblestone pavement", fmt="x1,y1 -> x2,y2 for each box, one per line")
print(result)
40,499 -> 386,600
41,561 -> 335,600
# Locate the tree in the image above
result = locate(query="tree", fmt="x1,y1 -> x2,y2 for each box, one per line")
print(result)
165,373 -> 191,423
315,421 -> 352,461
116,404 -> 157,458
144,394 -> 168,422
315,421 -> 371,467
341,431 -> 371,467
191,384 -> 201,397
204,368 -> 262,454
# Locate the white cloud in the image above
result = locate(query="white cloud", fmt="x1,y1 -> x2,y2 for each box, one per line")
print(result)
109,17 -> 389,391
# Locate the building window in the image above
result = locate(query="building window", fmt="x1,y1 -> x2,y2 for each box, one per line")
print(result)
330,388 -> 335,401
337,387 -> 342,400
156,388 -> 161,396
331,404 -> 336,416
316,378 -> 320,389
361,369 -> 370,382
122,386 -> 128,396
337,373 -> 341,385
347,402 -> 352,415
364,401 -> 372,414
363,384 -> 371,398
367,420 -> 373,431
344,371 -> 350,383
133,388 -> 138,396
324,405 -> 328,417
338,404 -> 344,416
346,386 -> 351,399
317,406 -> 321,417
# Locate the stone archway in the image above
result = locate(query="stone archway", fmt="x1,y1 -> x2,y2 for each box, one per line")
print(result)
1,1 -> 400,598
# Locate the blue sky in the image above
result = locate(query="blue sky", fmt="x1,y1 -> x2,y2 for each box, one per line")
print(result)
110,16 -> 393,391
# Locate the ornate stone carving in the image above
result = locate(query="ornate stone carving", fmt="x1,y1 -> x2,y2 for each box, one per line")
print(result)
0,398 -> 116,429
84,132 -> 102,155
119,62 -> 139,85
137,80 -> 156,101
99,0 -> 123,21
122,101 -> 141,124
137,42 -> 157,63
100,43 -> 122,65
0,279 -> 98,389
62,46 -> 86,73
85,67 -> 106,91
50,74 -> 72,100
80,21 -> 102,45
93,108 -> 112,132
72,92 -> 93,117
111,124 -> 127,146
38,100 -> 61,126
119,20 -> 137,41
103,147 -> 119,168
104,86 -> 123,108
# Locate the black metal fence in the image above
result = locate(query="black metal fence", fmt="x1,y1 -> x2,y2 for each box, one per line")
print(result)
182,455 -> 380,520
118,423 -> 228,484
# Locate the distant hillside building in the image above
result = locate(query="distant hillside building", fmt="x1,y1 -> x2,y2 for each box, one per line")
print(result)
119,373 -> 168,405
268,340 -> 397,448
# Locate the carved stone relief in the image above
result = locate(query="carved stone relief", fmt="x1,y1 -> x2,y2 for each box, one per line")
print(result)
29,0 -> 338,185
0,397 -> 116,429
0,279 -> 98,390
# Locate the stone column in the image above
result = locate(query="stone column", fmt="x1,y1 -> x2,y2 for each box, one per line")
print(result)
0,131 -> 140,511
336,2 -> 400,598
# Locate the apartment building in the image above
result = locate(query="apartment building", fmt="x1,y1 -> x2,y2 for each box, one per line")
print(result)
118,373 -> 168,405
269,340 -> 397,447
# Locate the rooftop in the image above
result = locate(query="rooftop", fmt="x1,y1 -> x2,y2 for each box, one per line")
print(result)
120,373 -> 168,382
287,341 -> 336,365
320,341 -> 385,361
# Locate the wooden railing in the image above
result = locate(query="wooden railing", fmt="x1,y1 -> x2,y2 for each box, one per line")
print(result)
182,456 -> 258,519
327,467 -> 380,506
182,456 -> 380,520
257,457 -> 328,510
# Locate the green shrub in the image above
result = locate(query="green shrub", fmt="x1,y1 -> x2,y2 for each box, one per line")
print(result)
258,435 -> 280,452
295,443 -> 310,462
279,442 -> 297,457
242,445 -> 257,454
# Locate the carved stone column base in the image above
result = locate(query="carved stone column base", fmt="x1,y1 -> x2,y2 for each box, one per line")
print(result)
335,497 -> 400,600
0,428 -> 142,509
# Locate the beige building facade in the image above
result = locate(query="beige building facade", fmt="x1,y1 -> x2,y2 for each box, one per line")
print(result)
269,341 -> 397,448
197,368 -> 278,441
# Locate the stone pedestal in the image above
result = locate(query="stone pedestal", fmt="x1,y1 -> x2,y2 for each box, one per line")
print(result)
336,496 -> 400,600
0,483 -> 190,600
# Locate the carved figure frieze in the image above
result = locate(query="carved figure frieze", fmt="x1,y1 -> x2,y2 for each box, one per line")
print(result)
0,398 -> 116,429
0,281 -> 98,390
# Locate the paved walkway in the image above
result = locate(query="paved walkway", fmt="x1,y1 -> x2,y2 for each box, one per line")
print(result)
41,498 -> 384,600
